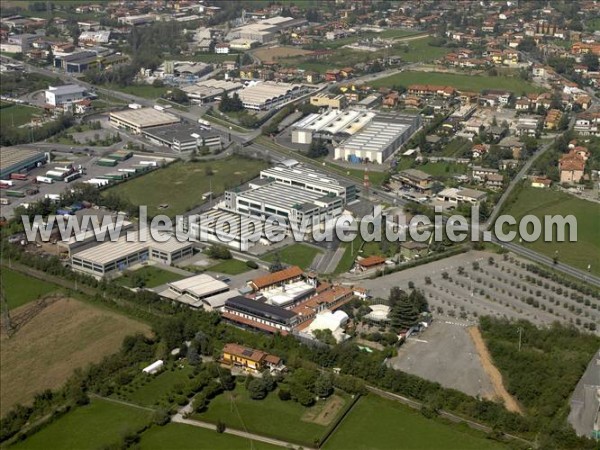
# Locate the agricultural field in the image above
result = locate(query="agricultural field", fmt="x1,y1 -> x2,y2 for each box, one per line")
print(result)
195,383 -> 347,446
0,103 -> 45,127
208,258 -> 251,275
263,243 -> 323,270
371,70 -> 543,94
1,267 -> 62,309
391,36 -> 453,63
0,298 -> 150,416
502,186 -> 600,276
139,423 -> 280,450
252,46 -> 314,62
11,398 -> 153,450
360,251 -> 599,334
323,394 -> 506,450
116,265 -> 187,288
104,157 -> 269,217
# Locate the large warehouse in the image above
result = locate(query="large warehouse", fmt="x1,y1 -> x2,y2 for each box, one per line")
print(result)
182,79 -> 243,103
291,108 -> 375,144
334,113 -> 421,164
0,147 -> 47,179
143,123 -> 222,152
70,233 -> 193,278
238,81 -> 307,111
109,107 -> 180,134
158,274 -> 238,310
260,165 -> 357,203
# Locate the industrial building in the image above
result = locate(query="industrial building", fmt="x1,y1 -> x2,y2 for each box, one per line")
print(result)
334,113 -> 420,164
223,179 -> 345,229
222,296 -> 298,334
157,274 -> 238,310
0,147 -> 47,179
182,79 -> 243,103
291,108 -> 375,144
238,81 -> 307,111
309,93 -> 347,110
44,84 -> 88,107
259,165 -> 357,204
70,233 -> 193,278
226,16 -> 307,45
109,108 -> 180,134
142,123 -> 222,153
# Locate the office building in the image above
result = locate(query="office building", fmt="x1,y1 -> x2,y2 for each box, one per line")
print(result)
44,84 -> 87,107
143,123 -> 222,152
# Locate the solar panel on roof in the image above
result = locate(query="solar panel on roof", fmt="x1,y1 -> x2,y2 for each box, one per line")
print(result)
242,349 -> 254,357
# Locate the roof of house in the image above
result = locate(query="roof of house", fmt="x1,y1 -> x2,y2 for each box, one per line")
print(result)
222,343 -> 267,363
358,255 -> 386,268
250,266 -> 303,290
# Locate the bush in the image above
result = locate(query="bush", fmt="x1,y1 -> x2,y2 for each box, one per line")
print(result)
216,420 -> 226,433
246,260 -> 259,269
278,388 -> 291,401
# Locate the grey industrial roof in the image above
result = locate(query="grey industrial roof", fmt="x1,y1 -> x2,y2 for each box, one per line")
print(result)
238,183 -> 324,211
225,296 -> 296,322
110,108 -> 180,128
47,84 -> 87,96
0,147 -> 46,174
261,165 -> 354,190
143,123 -> 219,143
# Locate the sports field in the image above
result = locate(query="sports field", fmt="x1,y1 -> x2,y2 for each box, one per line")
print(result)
323,395 -> 505,450
0,298 -> 150,416
196,384 -> 344,445
104,157 -> 269,217
263,244 -> 322,270
139,423 -> 280,450
1,267 -> 62,309
11,398 -> 153,450
501,186 -> 600,276
371,71 -> 543,94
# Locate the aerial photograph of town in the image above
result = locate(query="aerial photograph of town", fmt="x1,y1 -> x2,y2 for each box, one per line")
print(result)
0,0 -> 598,449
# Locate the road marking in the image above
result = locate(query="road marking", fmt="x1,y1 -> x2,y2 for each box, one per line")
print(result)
408,338 -> 428,343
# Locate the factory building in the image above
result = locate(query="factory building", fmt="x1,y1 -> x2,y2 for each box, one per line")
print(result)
44,84 -> 88,107
70,233 -> 193,278
182,79 -> 243,104
334,113 -> 420,164
157,274 -> 238,311
142,123 -> 222,153
226,16 -> 307,45
0,147 -> 47,179
222,296 -> 298,335
260,165 -> 357,204
238,81 -> 307,111
291,108 -> 375,144
223,179 -> 345,230
109,108 -> 180,134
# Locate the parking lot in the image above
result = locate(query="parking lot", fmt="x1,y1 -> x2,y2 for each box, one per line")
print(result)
388,320 -> 496,399
1,151 -> 175,218
360,250 -> 599,335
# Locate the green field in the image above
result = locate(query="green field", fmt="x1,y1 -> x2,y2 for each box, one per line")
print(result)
116,266 -> 188,288
0,267 -> 62,309
0,103 -> 44,127
105,157 -> 269,217
208,259 -> 251,275
124,365 -> 194,407
108,84 -> 169,99
263,244 -> 322,270
12,398 -> 153,450
196,384 -> 338,446
418,161 -> 469,178
324,395 -> 505,450
392,36 -> 452,63
502,186 -> 600,276
139,423 -> 280,450
371,70 -> 543,94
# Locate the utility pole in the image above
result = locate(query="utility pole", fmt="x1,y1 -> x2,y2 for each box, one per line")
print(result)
1,288 -> 14,337
517,327 -> 523,352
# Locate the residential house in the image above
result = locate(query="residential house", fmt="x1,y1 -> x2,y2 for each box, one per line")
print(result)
559,147 -> 588,184
399,241 -> 428,260
531,176 -> 552,188
221,343 -> 283,374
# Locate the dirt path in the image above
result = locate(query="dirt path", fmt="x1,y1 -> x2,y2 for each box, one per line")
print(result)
467,327 -> 523,415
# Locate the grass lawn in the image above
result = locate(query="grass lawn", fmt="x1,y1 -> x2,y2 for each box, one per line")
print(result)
371,70 -> 543,94
324,395 -> 505,450
196,384 -> 340,446
380,29 -> 424,39
502,186 -> 600,276
124,365 -> 194,407
0,267 -> 62,309
104,157 -> 269,217
0,103 -> 45,127
392,36 -> 452,63
442,137 -> 472,157
116,266 -> 187,288
139,423 -> 280,450
263,244 -> 322,270
333,235 -> 364,274
418,161 -> 469,178
209,259 -> 251,275
108,84 -> 169,99
343,166 -> 388,186
12,398 -> 153,450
